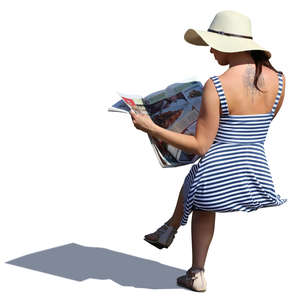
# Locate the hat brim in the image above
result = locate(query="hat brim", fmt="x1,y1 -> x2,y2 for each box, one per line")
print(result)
184,29 -> 271,58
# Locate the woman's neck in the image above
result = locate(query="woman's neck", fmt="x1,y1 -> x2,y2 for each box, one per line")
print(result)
227,52 -> 255,68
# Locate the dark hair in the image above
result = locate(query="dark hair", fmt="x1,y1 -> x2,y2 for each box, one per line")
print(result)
250,50 -> 283,92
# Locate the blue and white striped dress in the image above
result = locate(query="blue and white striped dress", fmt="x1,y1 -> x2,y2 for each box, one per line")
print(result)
181,72 -> 287,226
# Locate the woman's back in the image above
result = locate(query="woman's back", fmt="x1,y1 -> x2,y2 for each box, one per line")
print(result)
210,70 -> 283,145
218,65 -> 285,118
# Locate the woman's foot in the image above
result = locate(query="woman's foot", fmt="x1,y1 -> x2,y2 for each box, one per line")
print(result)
177,267 -> 207,292
144,220 -> 178,249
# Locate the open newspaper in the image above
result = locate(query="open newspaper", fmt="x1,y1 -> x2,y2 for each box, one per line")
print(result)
108,81 -> 203,167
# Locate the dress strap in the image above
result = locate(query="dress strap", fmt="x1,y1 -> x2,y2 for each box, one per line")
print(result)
210,76 -> 230,115
271,72 -> 284,116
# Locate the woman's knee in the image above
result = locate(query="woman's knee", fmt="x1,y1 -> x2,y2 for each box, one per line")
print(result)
193,209 -> 216,217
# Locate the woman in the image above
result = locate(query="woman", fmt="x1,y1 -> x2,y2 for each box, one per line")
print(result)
130,10 -> 287,292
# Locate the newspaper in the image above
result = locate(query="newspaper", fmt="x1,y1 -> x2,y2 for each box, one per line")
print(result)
108,81 -> 203,167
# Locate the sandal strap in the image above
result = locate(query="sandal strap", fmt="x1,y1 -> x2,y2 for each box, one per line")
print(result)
187,267 -> 205,278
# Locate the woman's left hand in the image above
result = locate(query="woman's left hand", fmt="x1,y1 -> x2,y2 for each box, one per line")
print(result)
129,110 -> 157,134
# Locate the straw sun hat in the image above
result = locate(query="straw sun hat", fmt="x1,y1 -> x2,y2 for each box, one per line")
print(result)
184,10 -> 271,58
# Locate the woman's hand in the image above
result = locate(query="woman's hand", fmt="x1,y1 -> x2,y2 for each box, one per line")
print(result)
130,109 -> 202,155
129,110 -> 157,134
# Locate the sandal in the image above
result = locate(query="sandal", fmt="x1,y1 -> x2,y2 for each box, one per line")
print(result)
144,223 -> 177,249
177,267 -> 207,292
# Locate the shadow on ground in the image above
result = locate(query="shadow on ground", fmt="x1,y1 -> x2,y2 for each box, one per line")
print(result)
6,243 -> 185,289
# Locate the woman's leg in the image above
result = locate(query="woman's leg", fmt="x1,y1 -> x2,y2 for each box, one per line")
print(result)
191,210 -> 216,269
166,184 -> 185,230
145,185 -> 184,241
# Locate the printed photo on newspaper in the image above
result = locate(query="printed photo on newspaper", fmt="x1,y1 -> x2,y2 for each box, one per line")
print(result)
108,81 -> 203,168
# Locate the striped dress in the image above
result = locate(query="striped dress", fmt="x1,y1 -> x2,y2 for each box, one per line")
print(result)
181,72 -> 287,226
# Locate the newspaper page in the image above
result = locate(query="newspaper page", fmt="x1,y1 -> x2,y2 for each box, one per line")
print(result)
108,81 -> 203,167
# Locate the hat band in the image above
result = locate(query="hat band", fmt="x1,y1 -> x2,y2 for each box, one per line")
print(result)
208,29 -> 253,39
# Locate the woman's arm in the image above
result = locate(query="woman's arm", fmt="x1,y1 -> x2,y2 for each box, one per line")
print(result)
130,79 -> 220,156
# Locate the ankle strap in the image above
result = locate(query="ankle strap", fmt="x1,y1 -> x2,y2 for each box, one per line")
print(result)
189,267 -> 205,273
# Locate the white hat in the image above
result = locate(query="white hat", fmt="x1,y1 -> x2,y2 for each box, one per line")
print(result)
184,10 -> 271,58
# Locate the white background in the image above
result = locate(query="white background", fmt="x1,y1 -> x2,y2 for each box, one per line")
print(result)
1,0 -> 299,299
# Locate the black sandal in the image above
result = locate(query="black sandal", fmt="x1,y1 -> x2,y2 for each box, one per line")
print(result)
144,223 -> 177,249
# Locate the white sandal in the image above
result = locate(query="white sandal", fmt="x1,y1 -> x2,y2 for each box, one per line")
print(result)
177,267 -> 207,292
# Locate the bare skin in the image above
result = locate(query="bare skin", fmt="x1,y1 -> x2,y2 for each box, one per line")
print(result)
135,49 -> 286,270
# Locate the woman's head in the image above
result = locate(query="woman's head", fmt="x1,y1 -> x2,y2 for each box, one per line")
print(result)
209,48 -> 254,67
